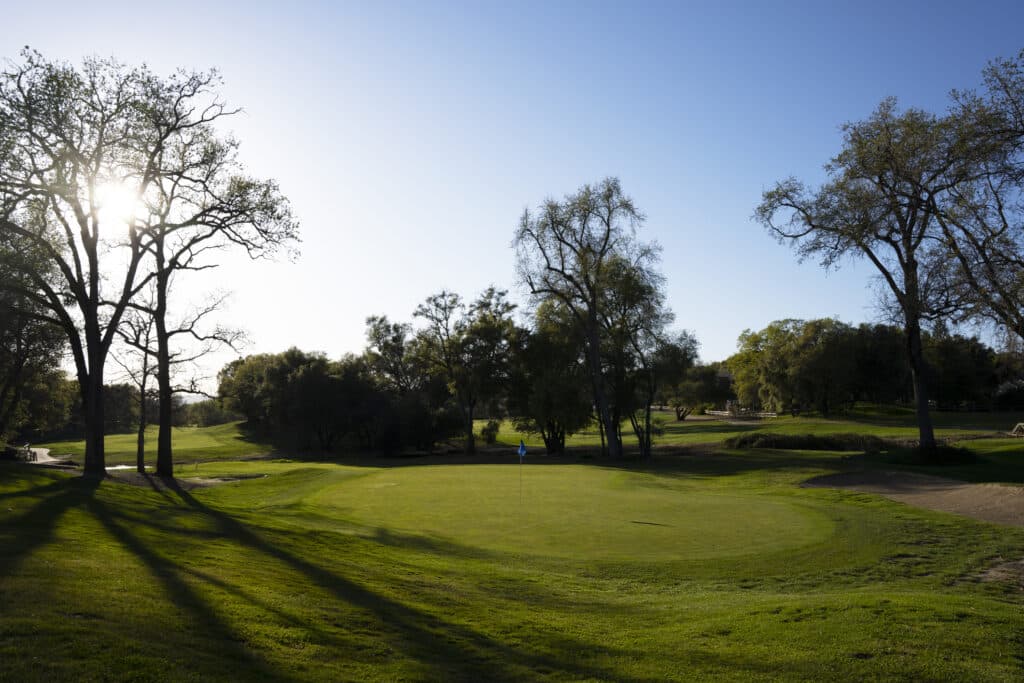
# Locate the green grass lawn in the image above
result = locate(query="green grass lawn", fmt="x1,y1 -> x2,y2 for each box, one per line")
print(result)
2,443 -> 1024,680
491,406 -> 1018,452
38,421 -> 271,466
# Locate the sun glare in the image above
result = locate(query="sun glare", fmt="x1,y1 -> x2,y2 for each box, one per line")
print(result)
94,181 -> 144,226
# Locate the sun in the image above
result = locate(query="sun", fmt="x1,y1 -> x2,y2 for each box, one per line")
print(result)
94,180 -> 144,226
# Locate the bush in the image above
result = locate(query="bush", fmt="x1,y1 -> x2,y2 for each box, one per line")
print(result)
480,419 -> 501,445
724,432 -> 890,453
184,399 -> 241,427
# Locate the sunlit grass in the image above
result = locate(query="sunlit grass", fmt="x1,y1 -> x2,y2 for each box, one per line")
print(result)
2,446 -> 1023,680
38,421 -> 270,466
488,406 -> 1013,452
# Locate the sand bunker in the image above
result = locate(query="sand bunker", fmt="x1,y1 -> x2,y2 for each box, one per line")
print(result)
803,469 -> 1024,527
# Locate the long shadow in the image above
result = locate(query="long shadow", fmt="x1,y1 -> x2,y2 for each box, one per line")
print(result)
179,565 -> 382,662
85,495 -> 283,681
0,462 -> 79,499
163,478 -> 653,682
0,473 -> 101,579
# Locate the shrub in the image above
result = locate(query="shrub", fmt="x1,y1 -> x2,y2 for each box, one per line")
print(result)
724,432 -> 889,453
481,419 -> 501,445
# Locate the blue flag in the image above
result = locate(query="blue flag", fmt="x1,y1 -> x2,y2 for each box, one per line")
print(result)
518,440 -> 527,458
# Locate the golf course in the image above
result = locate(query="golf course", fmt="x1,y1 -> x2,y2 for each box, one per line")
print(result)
3,414 -> 1023,681
5,30 -> 1024,682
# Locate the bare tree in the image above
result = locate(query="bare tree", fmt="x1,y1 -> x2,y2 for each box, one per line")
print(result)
111,310 -> 156,473
117,284 -> 245,475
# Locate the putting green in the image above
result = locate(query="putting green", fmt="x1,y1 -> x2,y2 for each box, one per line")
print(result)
309,465 -> 834,561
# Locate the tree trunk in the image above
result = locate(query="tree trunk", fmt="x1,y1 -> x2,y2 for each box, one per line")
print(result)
155,268 -> 174,477
463,402 -> 476,454
644,403 -> 653,457
902,260 -> 938,460
136,369 -> 148,474
584,325 -> 621,457
81,371 -> 105,476
81,294 -> 107,475
906,318 -> 937,457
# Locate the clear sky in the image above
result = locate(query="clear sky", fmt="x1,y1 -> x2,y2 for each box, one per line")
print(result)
5,1 -> 1024,379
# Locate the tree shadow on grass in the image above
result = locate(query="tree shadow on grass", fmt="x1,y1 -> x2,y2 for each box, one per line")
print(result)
0,463 -> 82,501
160,477 -> 653,682
85,495 -> 284,681
0,472 -> 101,579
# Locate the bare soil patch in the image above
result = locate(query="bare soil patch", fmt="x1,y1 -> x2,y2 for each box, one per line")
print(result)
803,469 -> 1024,527
975,557 -> 1024,588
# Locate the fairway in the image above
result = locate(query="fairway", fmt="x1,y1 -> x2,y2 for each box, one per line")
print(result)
313,466 -> 833,561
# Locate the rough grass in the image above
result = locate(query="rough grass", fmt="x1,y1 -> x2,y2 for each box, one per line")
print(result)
2,444 -> 1024,681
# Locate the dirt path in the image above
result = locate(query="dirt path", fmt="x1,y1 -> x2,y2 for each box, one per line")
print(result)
803,470 -> 1024,527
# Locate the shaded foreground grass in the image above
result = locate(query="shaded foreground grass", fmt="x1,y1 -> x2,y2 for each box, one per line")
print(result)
2,448 -> 1024,681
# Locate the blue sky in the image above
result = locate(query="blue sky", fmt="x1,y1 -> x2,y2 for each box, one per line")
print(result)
5,1 -> 1024,374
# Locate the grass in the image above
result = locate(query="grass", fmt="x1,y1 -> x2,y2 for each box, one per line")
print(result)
2,437 -> 1024,680
490,406 -> 1014,453
38,421 -> 270,466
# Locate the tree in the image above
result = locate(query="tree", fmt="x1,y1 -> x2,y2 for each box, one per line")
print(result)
756,100 -> 967,457
103,383 -> 139,435
667,363 -> 732,420
0,52 -> 156,473
0,263 -> 65,441
923,330 -> 997,411
599,255 -> 684,457
509,301 -> 592,454
515,178 -> 658,457
364,314 -> 461,451
365,315 -> 419,395
218,348 -> 348,450
124,68 -> 295,477
787,319 -> 857,416
930,50 -> 1024,338
729,321 -> 800,414
0,51 -> 296,476
111,309 -> 157,472
850,324 -> 910,405
128,286 -> 246,476
413,287 -> 516,454
729,318 -> 895,416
